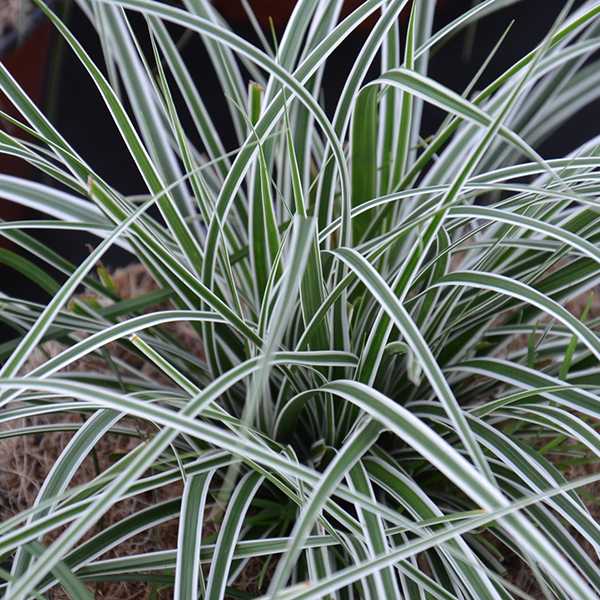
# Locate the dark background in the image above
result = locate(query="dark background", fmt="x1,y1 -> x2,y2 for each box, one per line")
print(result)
0,0 -> 596,343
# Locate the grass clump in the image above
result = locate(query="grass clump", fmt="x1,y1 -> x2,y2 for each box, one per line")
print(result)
2,0 -> 600,598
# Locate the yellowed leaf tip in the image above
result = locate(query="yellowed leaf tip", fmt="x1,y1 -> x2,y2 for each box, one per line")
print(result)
87,176 -> 95,199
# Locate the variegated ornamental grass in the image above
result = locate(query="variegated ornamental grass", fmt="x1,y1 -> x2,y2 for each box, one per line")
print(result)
3,0 -> 600,598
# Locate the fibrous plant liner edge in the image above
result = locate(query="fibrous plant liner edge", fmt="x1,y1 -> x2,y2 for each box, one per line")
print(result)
0,263 -> 599,599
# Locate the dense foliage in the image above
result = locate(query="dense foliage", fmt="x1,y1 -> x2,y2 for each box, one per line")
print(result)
3,0 -> 600,598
